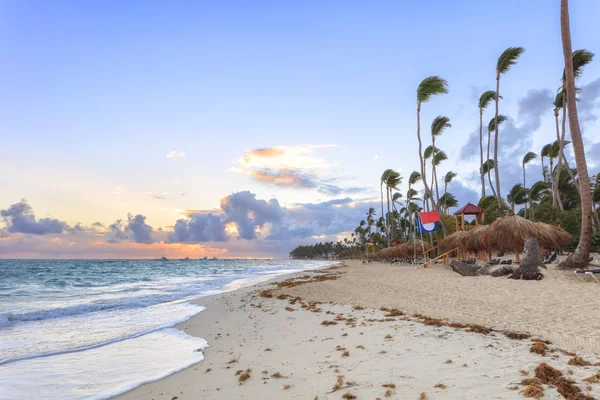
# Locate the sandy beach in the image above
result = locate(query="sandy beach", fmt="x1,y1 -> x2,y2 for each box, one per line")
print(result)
116,260 -> 600,400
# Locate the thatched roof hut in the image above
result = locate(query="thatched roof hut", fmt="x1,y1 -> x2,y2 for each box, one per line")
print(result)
481,213 -> 571,253
463,225 -> 490,252
373,239 -> 432,260
438,230 -> 470,252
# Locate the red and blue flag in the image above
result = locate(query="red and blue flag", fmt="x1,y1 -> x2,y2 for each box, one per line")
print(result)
417,211 -> 441,233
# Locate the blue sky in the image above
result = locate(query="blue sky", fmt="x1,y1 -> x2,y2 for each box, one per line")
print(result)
1,1 -> 600,258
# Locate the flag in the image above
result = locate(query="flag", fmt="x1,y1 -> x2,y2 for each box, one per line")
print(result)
417,211 -> 441,233
367,243 -> 374,247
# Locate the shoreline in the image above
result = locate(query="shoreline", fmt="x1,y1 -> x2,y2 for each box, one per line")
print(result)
115,260 -> 600,400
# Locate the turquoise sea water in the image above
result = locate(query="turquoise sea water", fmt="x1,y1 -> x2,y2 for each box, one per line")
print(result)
0,259 -> 333,399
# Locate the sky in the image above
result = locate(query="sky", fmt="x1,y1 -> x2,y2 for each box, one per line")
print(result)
1,0 -> 600,258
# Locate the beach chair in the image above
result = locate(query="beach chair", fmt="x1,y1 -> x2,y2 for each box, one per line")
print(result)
575,269 -> 600,283
544,252 -> 557,264
506,260 -> 512,265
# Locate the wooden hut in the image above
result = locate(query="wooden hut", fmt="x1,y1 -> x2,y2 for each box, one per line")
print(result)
453,203 -> 485,231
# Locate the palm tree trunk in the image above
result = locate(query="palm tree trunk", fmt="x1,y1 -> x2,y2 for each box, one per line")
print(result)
558,0 -> 593,269
523,165 -> 528,219
380,182 -> 385,233
550,157 -> 557,209
494,74 -> 502,207
555,100 -> 566,211
417,103 -> 447,237
487,131 -> 497,198
479,110 -> 486,198
386,187 -> 391,247
541,156 -> 546,180
432,136 -> 440,207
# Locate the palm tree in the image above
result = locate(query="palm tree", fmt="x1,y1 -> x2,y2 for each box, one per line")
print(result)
554,50 -> 594,200
478,91 -> 497,198
380,169 -> 393,241
481,159 -> 496,198
522,151 -> 537,218
558,0 -> 593,269
528,181 -> 550,221
486,115 -> 507,198
439,192 -> 458,215
507,183 -> 528,213
407,171 -> 421,238
416,76 -> 448,235
384,170 -> 401,246
443,171 -> 457,197
494,46 -> 525,207
366,207 -> 376,235
430,116 -> 451,206
540,143 -> 552,182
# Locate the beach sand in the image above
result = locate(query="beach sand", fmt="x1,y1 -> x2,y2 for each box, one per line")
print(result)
116,260 -> 600,400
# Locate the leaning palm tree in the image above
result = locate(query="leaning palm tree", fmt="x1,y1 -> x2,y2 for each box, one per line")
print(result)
478,91 -> 497,198
416,76 -> 448,218
487,115 -> 507,198
430,116 -> 451,206
558,0 -> 593,269
494,46 -> 525,207
522,151 -> 537,218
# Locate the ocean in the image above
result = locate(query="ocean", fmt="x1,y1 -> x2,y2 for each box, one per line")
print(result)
0,258 -> 333,400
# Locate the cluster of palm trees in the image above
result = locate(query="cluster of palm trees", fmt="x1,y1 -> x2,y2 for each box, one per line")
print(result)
292,1 -> 598,268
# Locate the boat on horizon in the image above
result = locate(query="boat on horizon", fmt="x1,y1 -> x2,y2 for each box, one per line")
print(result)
157,256 -> 169,261
181,257 -> 191,261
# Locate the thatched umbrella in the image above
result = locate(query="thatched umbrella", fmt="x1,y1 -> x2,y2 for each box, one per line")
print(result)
463,225 -> 490,252
438,230 -> 469,252
481,212 -> 572,262
535,222 -> 572,249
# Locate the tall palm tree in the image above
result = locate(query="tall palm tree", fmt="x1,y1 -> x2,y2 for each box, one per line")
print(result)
380,169 -> 393,240
548,140 -> 568,210
494,46 -> 525,207
558,0 -> 593,269
522,151 -> 537,219
443,171 -> 457,197
430,116 -> 451,206
416,76 -> 448,236
384,170 -> 401,246
478,91 -> 497,198
554,50 -> 594,200
407,171 -> 421,238
487,115 -> 507,198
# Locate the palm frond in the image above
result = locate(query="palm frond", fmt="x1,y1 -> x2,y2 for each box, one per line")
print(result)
478,90 -> 498,110
439,192 -> 458,209
522,151 -> 537,166
553,89 -> 563,109
487,115 -> 508,132
380,168 -> 394,182
432,150 -> 447,166
417,76 -> 448,103
562,49 -> 595,81
496,47 -> 525,75
541,143 -> 552,158
423,145 -> 434,159
530,181 -> 550,202
385,170 -> 402,189
431,115 -> 451,136
392,192 -> 402,202
408,171 -> 421,186
507,183 -> 528,205
444,171 -> 457,184
407,188 -> 420,200
480,159 -> 495,174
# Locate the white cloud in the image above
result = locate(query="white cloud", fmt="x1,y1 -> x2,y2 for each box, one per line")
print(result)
166,151 -> 186,159
374,154 -> 380,160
